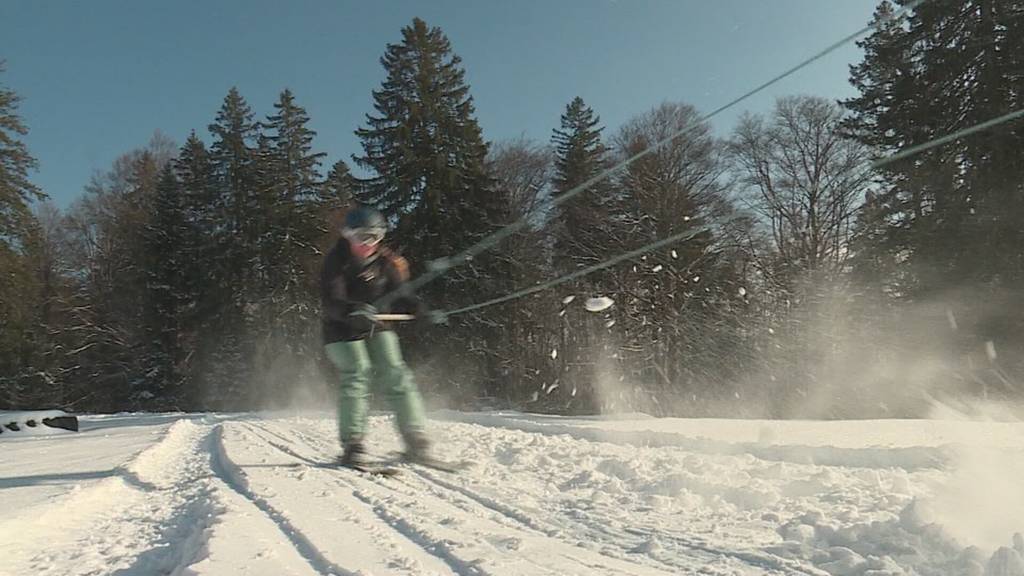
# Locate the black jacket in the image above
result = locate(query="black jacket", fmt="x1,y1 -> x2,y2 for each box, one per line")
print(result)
320,238 -> 418,343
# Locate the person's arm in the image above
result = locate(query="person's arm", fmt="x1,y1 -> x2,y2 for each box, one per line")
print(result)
381,249 -> 421,315
321,248 -> 354,321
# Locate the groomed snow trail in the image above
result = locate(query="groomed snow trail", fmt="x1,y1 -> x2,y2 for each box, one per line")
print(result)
2,411 -> 1023,575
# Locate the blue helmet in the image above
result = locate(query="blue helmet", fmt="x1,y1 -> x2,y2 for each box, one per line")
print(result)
343,206 -> 387,245
344,206 -> 386,231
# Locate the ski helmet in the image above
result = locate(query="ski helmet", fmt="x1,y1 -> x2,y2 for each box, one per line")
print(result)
342,206 -> 387,247
344,206 -> 386,231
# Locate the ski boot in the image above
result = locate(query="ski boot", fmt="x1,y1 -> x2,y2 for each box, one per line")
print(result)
339,437 -> 367,468
402,431 -> 431,464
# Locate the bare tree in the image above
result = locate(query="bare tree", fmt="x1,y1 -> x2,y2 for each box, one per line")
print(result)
607,102 -> 744,413
728,96 -> 871,281
487,138 -> 550,222
474,139 -> 555,405
616,102 -> 731,241
727,96 -> 876,417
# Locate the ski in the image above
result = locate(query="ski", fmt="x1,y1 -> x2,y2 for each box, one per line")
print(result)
385,452 -> 467,473
337,462 -> 401,477
408,458 -> 465,474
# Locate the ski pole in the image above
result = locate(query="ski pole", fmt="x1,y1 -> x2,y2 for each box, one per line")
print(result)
372,313 -> 416,322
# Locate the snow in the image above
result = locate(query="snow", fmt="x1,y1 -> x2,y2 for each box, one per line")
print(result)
1,411 -> 1023,575
585,296 -> 615,312
986,341 -> 998,361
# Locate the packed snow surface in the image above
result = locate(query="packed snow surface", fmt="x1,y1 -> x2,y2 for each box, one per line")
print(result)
2,410 -> 1023,575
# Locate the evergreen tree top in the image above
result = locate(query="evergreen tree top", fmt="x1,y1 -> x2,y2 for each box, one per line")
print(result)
353,17 -> 489,219
551,96 -> 608,195
208,87 -> 257,154
0,61 -> 44,224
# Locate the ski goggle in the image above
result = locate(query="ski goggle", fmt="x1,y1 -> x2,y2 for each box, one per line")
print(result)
344,227 -> 385,246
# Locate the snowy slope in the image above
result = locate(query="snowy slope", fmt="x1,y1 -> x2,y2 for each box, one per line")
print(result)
2,411 -> 1023,575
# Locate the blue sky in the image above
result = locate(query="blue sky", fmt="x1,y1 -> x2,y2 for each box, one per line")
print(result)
2,0 -> 881,208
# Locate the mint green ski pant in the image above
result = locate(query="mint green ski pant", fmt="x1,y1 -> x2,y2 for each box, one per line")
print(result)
324,331 -> 426,443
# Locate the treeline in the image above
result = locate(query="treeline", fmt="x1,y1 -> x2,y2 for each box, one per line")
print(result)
2,1 -> 1023,417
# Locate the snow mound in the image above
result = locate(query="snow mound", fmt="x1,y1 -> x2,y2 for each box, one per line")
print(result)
772,502 -> 1024,575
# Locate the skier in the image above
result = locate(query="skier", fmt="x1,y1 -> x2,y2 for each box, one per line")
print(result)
321,206 -> 435,468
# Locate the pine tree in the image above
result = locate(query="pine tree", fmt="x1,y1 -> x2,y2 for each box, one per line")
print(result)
142,165 -> 189,407
205,88 -> 260,408
845,0 -> 1024,289
546,97 -> 624,411
175,131 -> 216,301
354,18 -> 502,402
262,89 -> 326,290
208,87 -> 259,261
253,89 -> 329,405
550,97 -> 618,270
323,160 -> 354,212
314,159 -> 356,252
354,17 -> 494,269
843,0 -> 1024,402
0,62 -> 47,407
0,62 -> 45,252
170,132 -> 217,408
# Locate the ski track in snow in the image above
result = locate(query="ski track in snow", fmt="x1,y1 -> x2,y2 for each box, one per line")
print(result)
243,418 -> 867,575
0,417 -> 219,576
244,419 -> 685,575
2,411 -> 1023,575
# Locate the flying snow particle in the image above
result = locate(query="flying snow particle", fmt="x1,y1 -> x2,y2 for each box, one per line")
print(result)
530,391 -> 539,402
605,319 -> 616,328
551,349 -> 558,360
585,297 -> 615,312
768,327 -> 775,335
692,276 -> 700,283
683,216 -> 691,222
652,265 -> 663,273
546,383 -> 560,395
671,250 -> 678,259
562,295 -> 576,305
738,287 -> 747,297
559,309 -> 566,317
986,341 -> 998,361
571,386 -> 577,397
